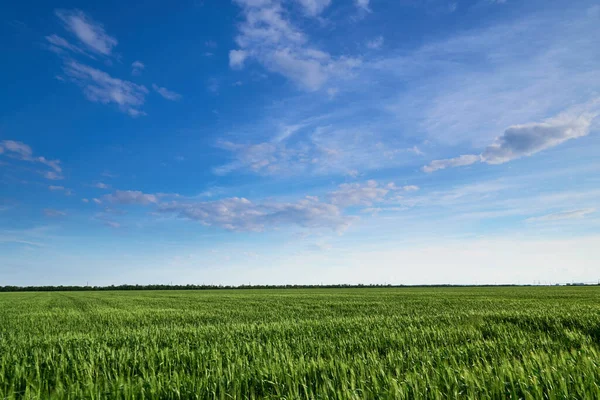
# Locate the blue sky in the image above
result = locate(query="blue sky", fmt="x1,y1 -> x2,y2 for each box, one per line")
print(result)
1,0 -> 599,286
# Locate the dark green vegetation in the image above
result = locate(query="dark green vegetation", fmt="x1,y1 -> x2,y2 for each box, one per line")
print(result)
0,284 -> 547,292
1,288 -> 599,399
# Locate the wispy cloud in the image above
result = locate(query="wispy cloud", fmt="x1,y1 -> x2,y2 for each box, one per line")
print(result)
103,220 -> 121,228
366,36 -> 384,50
355,0 -> 371,12
93,182 -> 110,189
104,190 -> 159,205
229,0 -> 360,91
423,155 -> 481,173
424,107 -> 598,172
131,61 -> 145,75
101,171 -> 118,178
159,196 -> 352,233
401,185 -> 420,192
527,208 -> 596,223
229,50 -> 248,69
152,84 -> 182,101
45,34 -> 92,58
328,180 -> 389,207
62,61 -> 148,116
296,0 -> 331,16
0,140 -> 63,180
55,9 -> 118,56
215,122 -> 424,177
48,185 -> 72,195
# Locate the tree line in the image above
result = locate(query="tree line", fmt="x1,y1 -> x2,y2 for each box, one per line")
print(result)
0,283 -> 573,292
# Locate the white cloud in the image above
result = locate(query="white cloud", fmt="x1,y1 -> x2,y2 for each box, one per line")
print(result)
214,137 -> 352,176
0,140 -> 63,180
423,108 -> 597,172
131,61 -> 145,75
481,112 -> 596,164
37,157 -> 62,173
152,84 -> 182,101
215,123 -> 422,177
104,190 -> 158,205
402,185 -> 420,192
48,185 -> 65,191
296,0 -> 331,16
273,123 -> 305,143
213,141 -> 292,175
55,9 -> 118,56
62,61 -> 148,116
159,196 -> 352,232
229,50 -> 248,69
1,140 -> 32,158
126,108 -> 147,117
229,0 -> 360,91
101,171 -> 117,178
355,0 -> 371,12
82,198 -> 89,203
527,208 -> 595,223
328,180 -> 389,207
92,198 -> 102,205
366,36 -> 384,50
104,220 -> 121,228
43,171 -> 63,180
93,182 -> 110,189
423,154 -> 481,173
45,34 -> 91,58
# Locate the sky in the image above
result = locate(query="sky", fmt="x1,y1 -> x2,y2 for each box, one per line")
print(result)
1,0 -> 599,286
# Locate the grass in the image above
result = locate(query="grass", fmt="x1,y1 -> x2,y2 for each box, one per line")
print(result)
1,287 -> 599,399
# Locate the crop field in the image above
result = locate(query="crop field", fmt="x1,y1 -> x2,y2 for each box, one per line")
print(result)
1,287 -> 599,399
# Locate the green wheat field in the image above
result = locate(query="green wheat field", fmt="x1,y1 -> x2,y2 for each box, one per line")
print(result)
1,287 -> 599,399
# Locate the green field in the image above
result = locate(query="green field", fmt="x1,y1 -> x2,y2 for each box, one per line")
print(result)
1,288 -> 599,399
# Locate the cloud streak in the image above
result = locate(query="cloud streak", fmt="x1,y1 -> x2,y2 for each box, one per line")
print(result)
424,109 -> 598,172
55,9 -> 118,56
131,61 -> 145,75
152,84 -> 182,101
104,190 -> 159,205
0,140 -> 63,180
527,208 -> 596,223
159,196 -> 353,233
63,61 -> 148,116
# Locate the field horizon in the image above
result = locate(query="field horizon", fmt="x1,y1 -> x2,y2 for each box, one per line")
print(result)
2,281 -> 598,293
